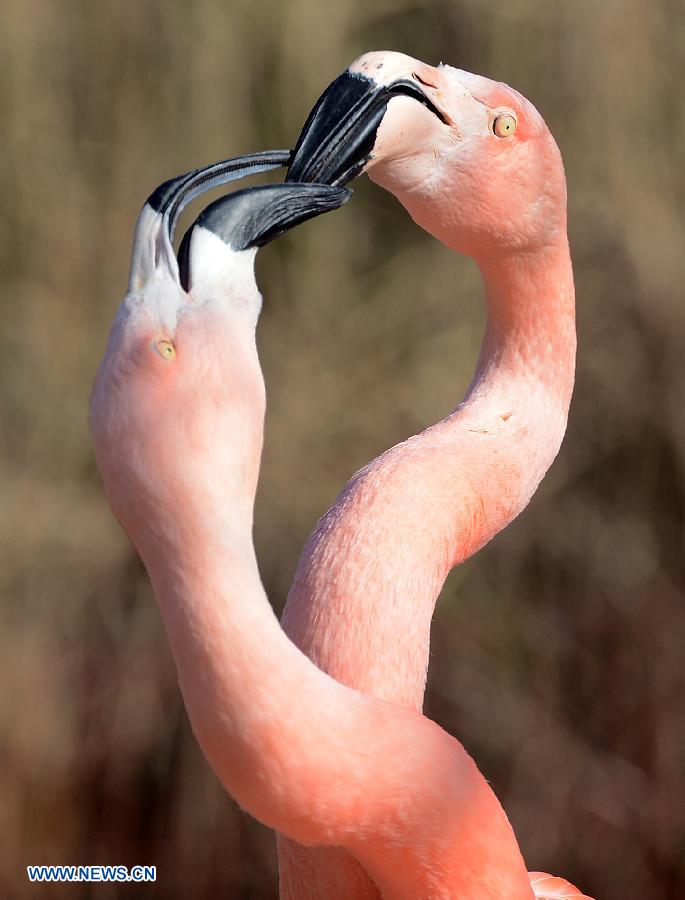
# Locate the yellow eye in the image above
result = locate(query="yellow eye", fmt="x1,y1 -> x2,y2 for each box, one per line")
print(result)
493,113 -> 517,138
154,338 -> 176,360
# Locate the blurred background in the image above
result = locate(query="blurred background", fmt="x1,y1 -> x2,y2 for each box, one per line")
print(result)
1,0 -> 683,897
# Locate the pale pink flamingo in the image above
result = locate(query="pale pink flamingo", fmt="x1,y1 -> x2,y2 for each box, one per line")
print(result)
278,52 -> 586,897
89,156 -> 539,898
89,66 -> 591,898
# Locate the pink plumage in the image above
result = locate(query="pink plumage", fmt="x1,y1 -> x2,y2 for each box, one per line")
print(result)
91,52 -> 592,899
280,52 -> 586,898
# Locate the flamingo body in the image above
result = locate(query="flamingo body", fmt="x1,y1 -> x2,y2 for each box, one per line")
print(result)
279,52 -> 584,898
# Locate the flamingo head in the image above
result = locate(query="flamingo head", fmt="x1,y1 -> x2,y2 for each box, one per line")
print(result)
90,160 -> 348,540
287,51 -> 567,258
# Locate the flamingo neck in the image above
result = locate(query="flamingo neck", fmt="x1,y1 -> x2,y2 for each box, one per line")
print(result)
278,236 -> 573,897
136,501 -> 325,832
474,239 -> 576,414
282,234 -> 576,711
448,237 -> 577,563
91,278 -> 542,900
132,481 -> 533,900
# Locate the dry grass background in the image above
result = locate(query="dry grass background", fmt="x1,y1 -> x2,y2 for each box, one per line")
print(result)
1,0 -> 684,897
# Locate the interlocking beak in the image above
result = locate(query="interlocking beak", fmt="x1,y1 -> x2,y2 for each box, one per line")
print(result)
177,183 -> 351,291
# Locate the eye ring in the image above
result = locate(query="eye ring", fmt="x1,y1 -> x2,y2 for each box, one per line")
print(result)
154,338 -> 176,360
493,113 -> 517,138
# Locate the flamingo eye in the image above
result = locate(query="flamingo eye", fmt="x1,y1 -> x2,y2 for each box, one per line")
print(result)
493,113 -> 517,138
154,338 -> 176,360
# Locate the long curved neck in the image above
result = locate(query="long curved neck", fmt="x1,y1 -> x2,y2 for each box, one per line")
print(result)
474,239 -> 576,426
447,238 -> 576,565
124,453 -> 533,900
92,301 -> 538,898
278,235 -> 573,897
282,235 -> 575,711
129,467 -> 379,844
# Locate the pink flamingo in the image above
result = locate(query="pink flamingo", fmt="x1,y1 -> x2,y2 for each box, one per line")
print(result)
279,52 -> 587,897
91,156 -> 538,898
89,59 -> 591,898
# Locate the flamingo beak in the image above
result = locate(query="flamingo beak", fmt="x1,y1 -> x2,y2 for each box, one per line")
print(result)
130,150 -> 294,292
146,150 -> 292,245
177,182 -> 351,291
286,70 -> 446,186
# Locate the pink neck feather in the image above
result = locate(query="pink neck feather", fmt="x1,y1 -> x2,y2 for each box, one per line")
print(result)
94,315 -> 534,898
136,468 -> 533,899
282,235 -> 575,710
278,236 -> 575,897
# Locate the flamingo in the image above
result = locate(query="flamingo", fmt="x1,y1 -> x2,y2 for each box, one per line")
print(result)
88,60 -> 591,898
89,153 -> 536,898
277,52 -> 585,897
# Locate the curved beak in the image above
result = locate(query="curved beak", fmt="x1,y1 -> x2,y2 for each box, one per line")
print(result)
130,150 -> 291,291
286,70 -> 446,186
177,182 -> 351,291
147,149 -> 292,247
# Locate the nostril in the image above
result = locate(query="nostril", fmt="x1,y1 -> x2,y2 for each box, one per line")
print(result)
412,71 -> 437,90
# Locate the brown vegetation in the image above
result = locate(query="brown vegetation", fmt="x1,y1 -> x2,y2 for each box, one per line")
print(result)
1,1 -> 683,897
